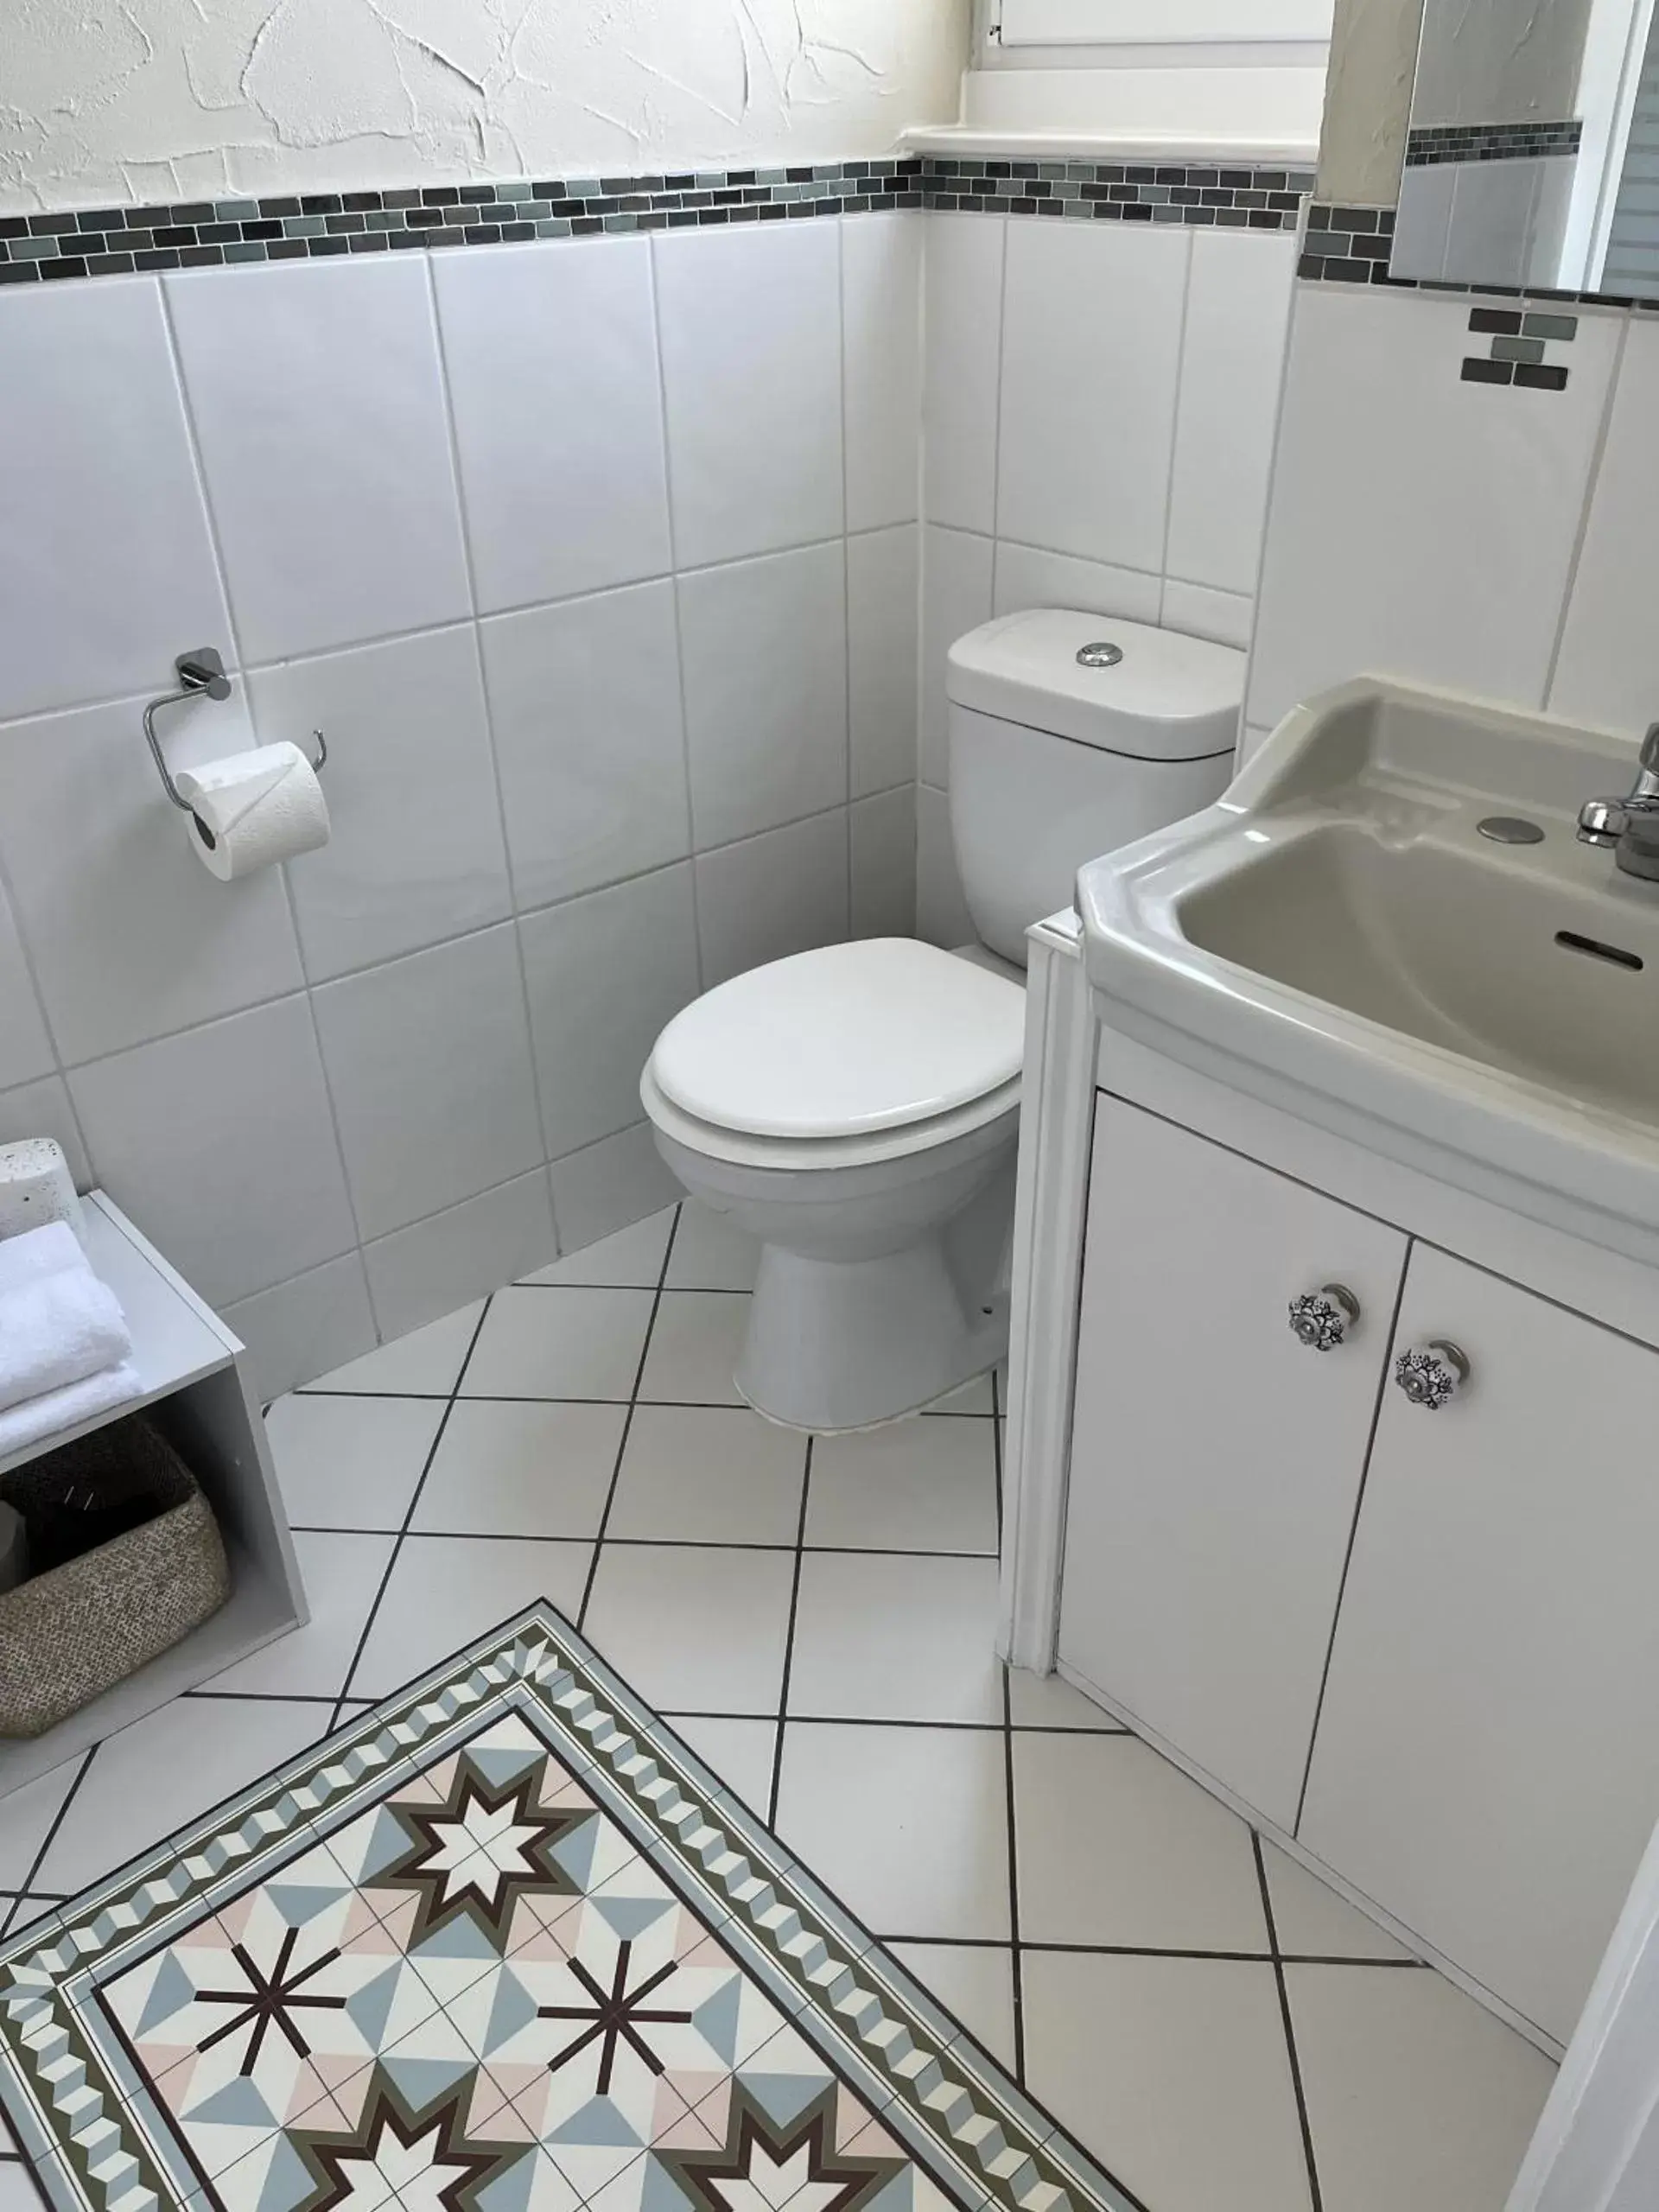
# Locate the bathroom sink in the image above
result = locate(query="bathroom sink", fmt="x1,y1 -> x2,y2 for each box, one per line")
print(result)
1077,678 -> 1659,1266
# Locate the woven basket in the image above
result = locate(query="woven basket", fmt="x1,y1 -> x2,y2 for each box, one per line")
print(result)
0,1416 -> 229,1739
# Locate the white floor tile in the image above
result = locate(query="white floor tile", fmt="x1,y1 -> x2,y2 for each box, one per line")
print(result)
0,2163 -> 45,2210
1287,1963 -> 1555,2212
0,1759 -> 83,1891
346,1534 -> 593,1700
582,1542 -> 795,1714
1006,1669 -> 1126,1732
519,1211 -> 675,1288
263,1395 -> 446,1530
301,1303 -> 485,1396
888,1943 -> 1017,2071
774,1720 -> 1009,1941
1014,1734 -> 1271,1952
411,1400 -> 627,1538
664,1203 -> 760,1292
207,1530 -> 396,1699
461,1287 -> 655,1401
1022,1949 -> 1314,2212
606,1405 -> 805,1545
787,1553 -> 1003,1724
1262,1840 -> 1414,1962
664,1713 -> 778,1818
35,1698 -> 327,1895
806,1421 -> 998,1554
635,1292 -> 749,1405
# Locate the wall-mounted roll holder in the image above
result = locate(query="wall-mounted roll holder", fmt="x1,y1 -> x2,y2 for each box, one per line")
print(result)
142,648 -> 327,810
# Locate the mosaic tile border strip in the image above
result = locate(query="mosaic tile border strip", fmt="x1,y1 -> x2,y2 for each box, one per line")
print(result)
1297,198 -> 1659,312
0,151 -> 1317,286
1405,118 -> 1583,167
0,159 -> 925,285
0,1602 -> 1139,2212
921,156 -> 1316,232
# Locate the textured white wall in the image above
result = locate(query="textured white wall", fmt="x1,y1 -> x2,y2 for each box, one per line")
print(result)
0,0 -> 970,212
1316,0 -> 1425,201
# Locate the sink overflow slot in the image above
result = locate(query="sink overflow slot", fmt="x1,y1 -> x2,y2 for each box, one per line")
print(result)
1554,929 -> 1643,972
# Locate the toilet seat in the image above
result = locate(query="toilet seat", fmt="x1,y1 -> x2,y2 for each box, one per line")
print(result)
648,938 -> 1027,1143
641,1060 -> 1022,1173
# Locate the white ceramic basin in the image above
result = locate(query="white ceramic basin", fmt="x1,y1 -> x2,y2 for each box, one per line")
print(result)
1078,678 -> 1659,1267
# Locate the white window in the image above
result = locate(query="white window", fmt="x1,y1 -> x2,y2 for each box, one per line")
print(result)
991,0 -> 1333,46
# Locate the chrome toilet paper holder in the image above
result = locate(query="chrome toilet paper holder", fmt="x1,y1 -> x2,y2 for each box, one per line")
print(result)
143,647 -> 327,810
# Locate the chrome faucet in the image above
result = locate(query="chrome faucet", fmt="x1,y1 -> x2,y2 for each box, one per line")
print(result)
1578,725 -> 1659,882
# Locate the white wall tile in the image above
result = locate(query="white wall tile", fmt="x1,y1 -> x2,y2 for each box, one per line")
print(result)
1249,285 -> 1623,731
249,625 -> 511,982
851,786 -> 918,940
1550,317 -> 1659,737
165,259 -> 471,664
520,864 -> 701,1160
678,543 -> 849,848
849,525 -> 920,798
844,214 -> 924,533
365,1168 -> 556,1343
997,222 -> 1189,573
921,527 -> 995,786
1166,230 -> 1296,598
480,582 -> 690,912
550,1124 -> 682,1255
1161,578 -> 1255,652
313,924 -> 544,1240
0,690 -> 303,1066
923,216 -> 1007,536
0,877 -> 53,1090
0,277 -> 229,722
696,810 -> 850,987
916,783 -> 976,951
434,237 -> 673,613
224,1253 -> 378,1401
993,541 -> 1163,626
67,995 -> 356,1306
0,1077 -> 88,1187
655,222 -> 844,568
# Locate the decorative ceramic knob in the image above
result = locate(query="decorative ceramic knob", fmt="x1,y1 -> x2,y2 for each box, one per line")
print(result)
1394,1340 -> 1471,1411
1288,1284 -> 1360,1351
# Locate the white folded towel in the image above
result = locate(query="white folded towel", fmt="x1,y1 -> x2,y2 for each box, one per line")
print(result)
0,1220 -> 83,1296
0,1359 -> 142,1460
0,1226 -> 133,1415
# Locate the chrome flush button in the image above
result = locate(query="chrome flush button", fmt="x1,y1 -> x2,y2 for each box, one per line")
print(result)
1077,642 -> 1124,669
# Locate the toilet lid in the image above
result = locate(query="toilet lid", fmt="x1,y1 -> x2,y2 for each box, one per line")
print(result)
650,940 -> 1027,1140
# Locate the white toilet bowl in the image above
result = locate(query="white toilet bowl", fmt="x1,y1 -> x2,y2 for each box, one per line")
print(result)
640,938 -> 1026,1433
641,610 -> 1247,1433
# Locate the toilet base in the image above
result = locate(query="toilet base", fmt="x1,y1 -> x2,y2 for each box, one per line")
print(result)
648,1111 -> 1019,1435
737,1215 -> 1012,1433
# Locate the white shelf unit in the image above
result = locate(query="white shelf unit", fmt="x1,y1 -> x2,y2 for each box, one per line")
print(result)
0,1194 -> 308,1799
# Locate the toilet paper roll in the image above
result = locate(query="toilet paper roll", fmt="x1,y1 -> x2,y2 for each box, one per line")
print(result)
175,742 -> 330,881
0,1503 -> 28,1595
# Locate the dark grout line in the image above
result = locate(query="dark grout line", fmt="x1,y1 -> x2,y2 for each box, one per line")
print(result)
768,1440 -> 814,1829
576,1207 -> 684,1634
325,1296 -> 495,1731
1002,1660 -> 1027,2087
1255,1829 -> 1325,2212
289,1390 -> 994,1419
992,1369 -> 1004,1545
3,1748 -> 96,1940
283,1524 -> 995,1560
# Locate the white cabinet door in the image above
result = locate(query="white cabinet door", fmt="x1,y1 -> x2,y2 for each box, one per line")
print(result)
1058,1096 -> 1408,1829
1301,1245 -> 1659,2043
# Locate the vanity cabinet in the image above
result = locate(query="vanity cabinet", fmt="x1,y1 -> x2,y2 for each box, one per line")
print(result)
1301,1244 -> 1659,2042
1059,1096 -> 1659,2044
1060,1097 -> 1408,1832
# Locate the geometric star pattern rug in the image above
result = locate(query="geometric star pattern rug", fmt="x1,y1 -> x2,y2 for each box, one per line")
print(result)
0,1605 -> 1138,2212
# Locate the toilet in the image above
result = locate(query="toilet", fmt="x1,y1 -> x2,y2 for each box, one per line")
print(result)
640,608 -> 1245,1433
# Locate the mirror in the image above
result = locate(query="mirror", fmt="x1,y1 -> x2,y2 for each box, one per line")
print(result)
1393,0 -> 1659,299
